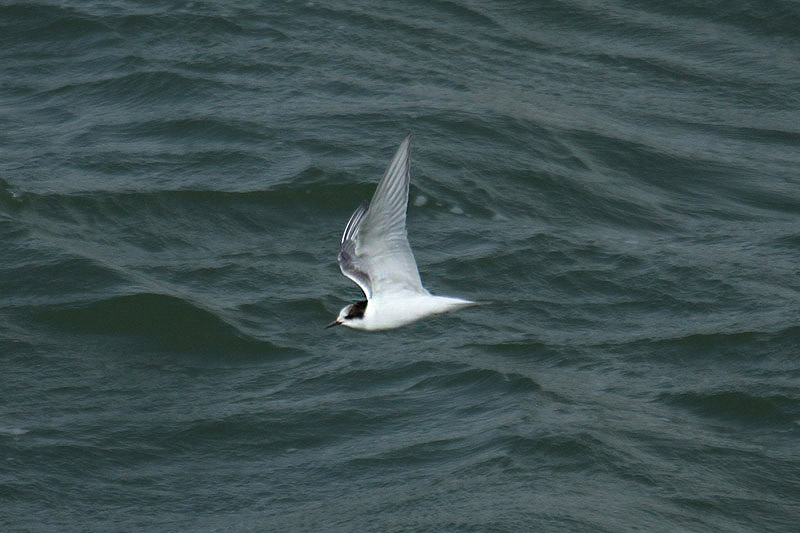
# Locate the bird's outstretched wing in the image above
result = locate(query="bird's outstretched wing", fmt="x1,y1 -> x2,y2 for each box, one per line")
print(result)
337,134 -> 426,299
338,201 -> 372,299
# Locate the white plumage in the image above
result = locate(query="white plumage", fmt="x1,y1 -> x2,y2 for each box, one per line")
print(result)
327,134 -> 475,331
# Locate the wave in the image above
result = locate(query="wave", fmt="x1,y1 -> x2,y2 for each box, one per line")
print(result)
659,390 -> 799,428
406,367 -> 541,395
612,325 -> 800,359
0,4 -> 115,47
46,70 -> 227,107
0,425 -> 29,436
36,292 -> 288,355
2,180 -> 399,214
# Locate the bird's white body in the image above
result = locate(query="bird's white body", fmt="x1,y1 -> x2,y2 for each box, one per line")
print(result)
348,293 -> 475,331
328,134 -> 475,331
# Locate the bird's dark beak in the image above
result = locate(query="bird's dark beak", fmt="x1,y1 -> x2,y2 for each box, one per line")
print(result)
325,320 -> 342,329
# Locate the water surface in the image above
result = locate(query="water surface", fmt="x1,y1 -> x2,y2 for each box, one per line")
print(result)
2,1 -> 799,531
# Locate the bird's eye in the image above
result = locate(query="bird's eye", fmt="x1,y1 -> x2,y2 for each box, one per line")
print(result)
345,302 -> 366,320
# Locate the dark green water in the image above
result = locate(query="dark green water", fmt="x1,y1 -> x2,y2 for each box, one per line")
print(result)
2,1 -> 799,531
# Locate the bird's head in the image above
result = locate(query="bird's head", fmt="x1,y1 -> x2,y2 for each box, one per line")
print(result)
326,300 -> 367,329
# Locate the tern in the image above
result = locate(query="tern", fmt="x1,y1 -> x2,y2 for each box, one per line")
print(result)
327,134 -> 476,331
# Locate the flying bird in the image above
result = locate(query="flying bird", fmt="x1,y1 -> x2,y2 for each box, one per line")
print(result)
327,134 -> 476,331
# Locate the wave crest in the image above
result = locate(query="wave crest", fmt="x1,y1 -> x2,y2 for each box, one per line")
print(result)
37,292 -> 280,354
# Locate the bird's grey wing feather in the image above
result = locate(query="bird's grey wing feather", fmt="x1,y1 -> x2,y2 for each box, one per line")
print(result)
342,200 -> 368,245
356,134 -> 425,295
338,201 -> 372,299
